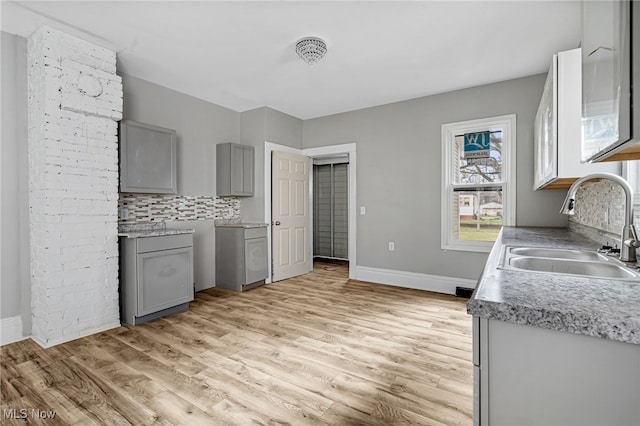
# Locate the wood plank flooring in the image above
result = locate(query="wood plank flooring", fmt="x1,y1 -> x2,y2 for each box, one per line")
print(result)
1,261 -> 473,425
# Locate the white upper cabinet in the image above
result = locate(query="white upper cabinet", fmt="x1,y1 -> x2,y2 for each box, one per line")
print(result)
581,0 -> 639,162
534,48 -> 619,190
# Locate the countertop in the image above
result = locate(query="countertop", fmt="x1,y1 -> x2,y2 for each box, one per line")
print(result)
467,226 -> 640,345
214,223 -> 268,228
118,227 -> 195,238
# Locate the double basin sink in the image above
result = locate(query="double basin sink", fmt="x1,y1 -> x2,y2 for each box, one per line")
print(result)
500,246 -> 640,281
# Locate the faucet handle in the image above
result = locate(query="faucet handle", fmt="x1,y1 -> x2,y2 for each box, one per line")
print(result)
625,225 -> 640,248
624,239 -> 640,249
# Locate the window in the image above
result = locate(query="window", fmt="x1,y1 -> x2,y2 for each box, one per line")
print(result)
623,161 -> 640,193
441,115 -> 516,252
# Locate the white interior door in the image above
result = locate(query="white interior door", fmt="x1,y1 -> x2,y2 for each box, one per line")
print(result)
272,150 -> 311,282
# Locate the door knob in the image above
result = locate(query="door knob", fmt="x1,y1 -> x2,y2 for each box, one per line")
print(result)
273,221 -> 281,226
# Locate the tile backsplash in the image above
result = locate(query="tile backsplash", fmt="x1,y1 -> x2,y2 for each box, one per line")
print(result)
118,194 -> 241,225
569,180 -> 640,246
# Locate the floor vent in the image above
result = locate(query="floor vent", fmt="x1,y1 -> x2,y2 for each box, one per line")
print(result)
455,287 -> 474,299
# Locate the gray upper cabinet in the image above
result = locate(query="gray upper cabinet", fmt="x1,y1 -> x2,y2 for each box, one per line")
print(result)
581,0 -> 639,162
120,120 -> 178,193
217,143 -> 254,197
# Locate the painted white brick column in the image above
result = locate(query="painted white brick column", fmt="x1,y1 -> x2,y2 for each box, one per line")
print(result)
28,26 -> 123,347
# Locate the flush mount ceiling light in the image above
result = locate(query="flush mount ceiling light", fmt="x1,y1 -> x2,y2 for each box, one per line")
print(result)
295,37 -> 327,65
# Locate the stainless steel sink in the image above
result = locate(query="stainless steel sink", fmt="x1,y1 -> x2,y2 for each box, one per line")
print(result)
508,257 -> 638,280
500,246 -> 640,281
509,247 -> 607,262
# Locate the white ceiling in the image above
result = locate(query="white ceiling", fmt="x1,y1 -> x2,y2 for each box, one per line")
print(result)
2,1 -> 582,120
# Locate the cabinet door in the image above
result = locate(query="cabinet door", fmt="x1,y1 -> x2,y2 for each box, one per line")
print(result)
120,120 -> 177,194
137,247 -> 193,316
581,0 -> 632,161
245,237 -> 268,284
230,144 -> 254,196
533,59 -> 557,189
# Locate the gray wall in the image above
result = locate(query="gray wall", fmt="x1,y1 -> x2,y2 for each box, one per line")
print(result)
121,74 -> 240,196
1,32 -> 30,332
303,74 -> 569,280
121,74 -> 241,289
240,107 -> 303,222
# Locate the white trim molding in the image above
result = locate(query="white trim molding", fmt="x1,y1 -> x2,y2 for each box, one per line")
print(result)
30,321 -> 120,349
356,266 -> 476,295
0,315 -> 26,346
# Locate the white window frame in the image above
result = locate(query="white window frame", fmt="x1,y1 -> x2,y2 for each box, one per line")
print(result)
441,114 -> 517,252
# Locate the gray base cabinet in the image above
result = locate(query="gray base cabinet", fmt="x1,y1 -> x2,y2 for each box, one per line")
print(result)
120,234 -> 194,325
473,317 -> 640,425
215,226 -> 267,291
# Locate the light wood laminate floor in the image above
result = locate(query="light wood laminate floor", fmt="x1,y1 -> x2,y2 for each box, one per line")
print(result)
1,261 -> 473,425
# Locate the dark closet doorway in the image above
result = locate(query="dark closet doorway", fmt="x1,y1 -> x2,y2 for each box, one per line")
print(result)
313,156 -> 349,261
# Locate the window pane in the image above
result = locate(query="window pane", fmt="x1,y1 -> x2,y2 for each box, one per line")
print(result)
453,189 -> 503,242
454,131 -> 503,184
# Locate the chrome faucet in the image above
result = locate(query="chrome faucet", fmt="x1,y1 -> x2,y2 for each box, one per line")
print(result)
560,173 -> 640,262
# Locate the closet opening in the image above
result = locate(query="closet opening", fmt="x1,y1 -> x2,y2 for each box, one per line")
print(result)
313,155 -> 349,266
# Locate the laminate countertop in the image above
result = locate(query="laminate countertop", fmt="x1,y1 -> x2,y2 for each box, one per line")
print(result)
118,227 -> 195,239
467,226 -> 640,345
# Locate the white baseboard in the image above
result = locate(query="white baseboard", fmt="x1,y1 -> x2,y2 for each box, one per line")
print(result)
0,315 -> 26,346
31,321 -> 121,349
355,265 -> 476,295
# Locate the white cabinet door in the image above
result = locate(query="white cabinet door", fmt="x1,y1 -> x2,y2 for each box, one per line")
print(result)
533,57 -> 557,189
581,0 -> 632,161
486,319 -> 640,425
533,48 -> 619,189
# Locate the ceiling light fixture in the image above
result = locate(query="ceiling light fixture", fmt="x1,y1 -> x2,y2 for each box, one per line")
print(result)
296,37 -> 327,66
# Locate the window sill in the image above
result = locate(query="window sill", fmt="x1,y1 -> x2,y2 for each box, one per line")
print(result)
442,241 -> 493,253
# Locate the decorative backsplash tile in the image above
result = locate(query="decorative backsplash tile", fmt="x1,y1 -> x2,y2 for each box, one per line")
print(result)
570,181 -> 625,235
118,194 -> 240,225
569,179 -> 640,246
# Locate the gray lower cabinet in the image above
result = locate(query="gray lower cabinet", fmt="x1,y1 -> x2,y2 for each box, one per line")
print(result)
120,234 -> 194,325
215,226 -> 268,291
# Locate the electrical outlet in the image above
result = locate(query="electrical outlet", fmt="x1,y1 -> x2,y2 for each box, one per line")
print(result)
360,206 -> 366,215
388,242 -> 395,251
119,208 -> 128,220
